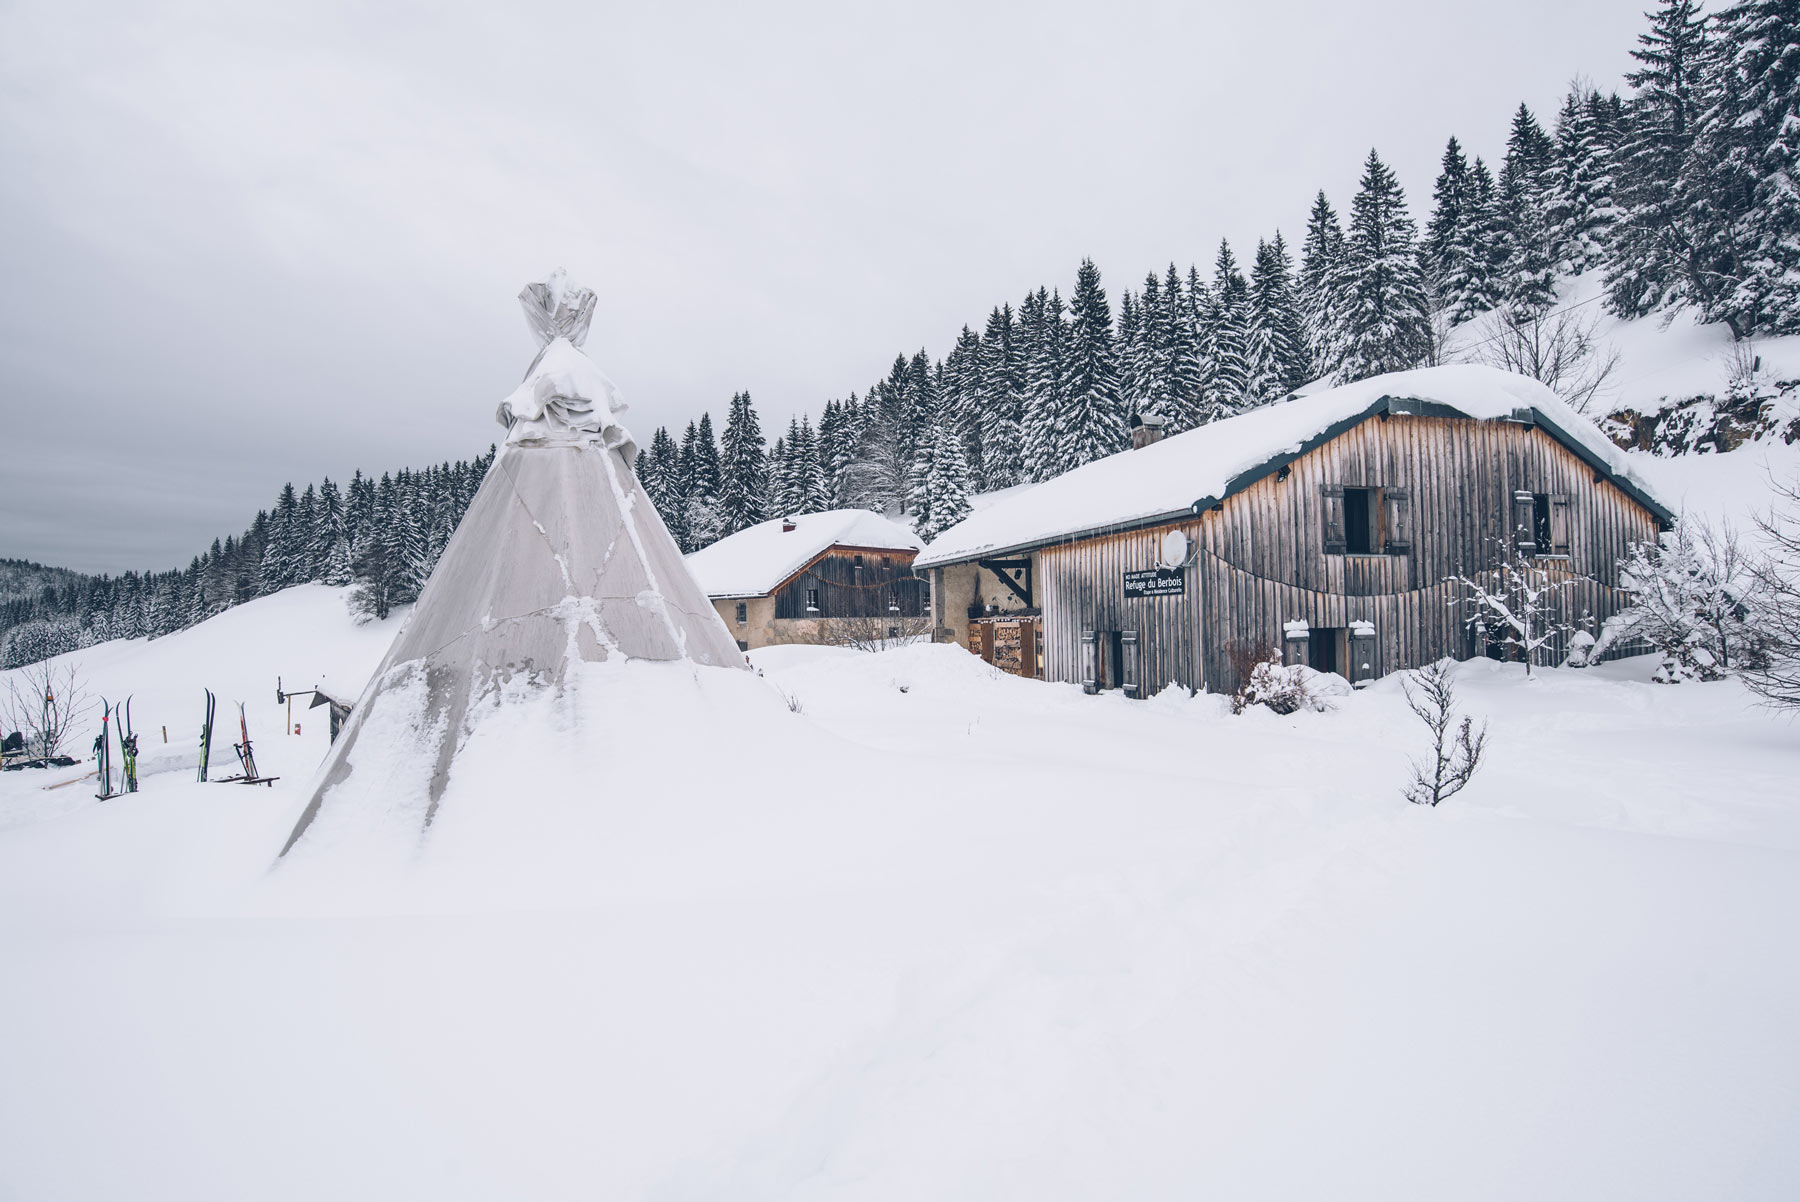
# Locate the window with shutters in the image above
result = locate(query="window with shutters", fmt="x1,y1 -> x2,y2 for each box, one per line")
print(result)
1326,485 -> 1385,554
735,602 -> 747,626
1516,492 -> 1571,557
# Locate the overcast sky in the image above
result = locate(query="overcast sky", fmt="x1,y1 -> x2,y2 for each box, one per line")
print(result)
1,0 -> 1650,574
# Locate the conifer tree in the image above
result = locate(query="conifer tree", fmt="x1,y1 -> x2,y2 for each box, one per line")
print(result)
977,305 -> 1024,488
1162,264 -> 1205,429
1200,240 -> 1253,420
1498,159 -> 1559,316
1550,87 -> 1624,275
1248,234 -> 1311,401
915,424 -> 973,540
795,416 -> 831,513
1336,149 -> 1433,381
719,391 -> 769,534
1505,103 -> 1558,197
1609,0 -> 1711,319
1445,158 -> 1505,323
1425,136 -> 1473,291
946,325 -> 985,483
1054,258 -> 1127,474
1300,191 -> 1349,378
766,434 -> 789,514
1117,291 -> 1146,415
1698,0 -> 1800,333
1020,288 -> 1068,482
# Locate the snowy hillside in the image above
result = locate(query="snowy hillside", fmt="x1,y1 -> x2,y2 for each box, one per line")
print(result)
2,570 -> 1798,1198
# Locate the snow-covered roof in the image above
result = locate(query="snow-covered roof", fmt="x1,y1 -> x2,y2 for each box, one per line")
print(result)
917,364 -> 1674,568
686,509 -> 924,598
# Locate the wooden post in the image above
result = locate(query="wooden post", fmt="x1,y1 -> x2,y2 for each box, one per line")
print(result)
161,725 -> 167,743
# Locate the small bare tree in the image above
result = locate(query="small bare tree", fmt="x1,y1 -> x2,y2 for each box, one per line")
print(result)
813,614 -> 932,652
1450,540 -> 1571,676
1,658 -> 95,762
1472,304 -> 1621,414
1746,475 -> 1800,709
1402,659 -> 1488,807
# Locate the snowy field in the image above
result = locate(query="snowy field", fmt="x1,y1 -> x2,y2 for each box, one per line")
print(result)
1,581 -> 1798,1200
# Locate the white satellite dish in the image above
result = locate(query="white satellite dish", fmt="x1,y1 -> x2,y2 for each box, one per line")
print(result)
1159,529 -> 1189,569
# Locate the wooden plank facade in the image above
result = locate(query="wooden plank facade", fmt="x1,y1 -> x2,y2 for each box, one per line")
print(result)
771,546 -> 926,620
934,411 -> 1665,697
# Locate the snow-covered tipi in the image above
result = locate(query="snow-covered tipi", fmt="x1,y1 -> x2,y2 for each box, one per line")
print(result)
280,270 -> 745,856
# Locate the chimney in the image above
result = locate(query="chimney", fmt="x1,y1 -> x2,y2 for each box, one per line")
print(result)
1131,411 -> 1169,450
781,517 -> 797,532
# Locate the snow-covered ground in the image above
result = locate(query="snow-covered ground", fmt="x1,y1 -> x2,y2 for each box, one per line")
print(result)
1,577 -> 1797,1199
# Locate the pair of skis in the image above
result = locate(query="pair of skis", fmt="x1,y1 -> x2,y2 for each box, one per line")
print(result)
94,696 -> 137,800
200,690 -> 278,786
199,689 -> 216,781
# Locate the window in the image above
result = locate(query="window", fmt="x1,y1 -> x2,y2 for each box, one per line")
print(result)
735,602 -> 747,626
1342,488 -> 1376,554
882,556 -> 891,568
1323,485 -> 1398,555
853,554 -> 864,585
888,625 -> 900,639
1513,491 -> 1571,557
806,588 -> 820,613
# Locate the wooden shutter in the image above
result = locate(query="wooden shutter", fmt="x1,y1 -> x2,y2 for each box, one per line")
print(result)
1321,484 -> 1346,555
1122,630 -> 1140,699
1081,629 -> 1097,694
1549,496 -> 1571,557
1512,491 -> 1537,555
1383,486 -> 1410,555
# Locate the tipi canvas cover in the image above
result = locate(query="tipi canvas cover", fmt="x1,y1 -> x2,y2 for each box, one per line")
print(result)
281,271 -> 745,857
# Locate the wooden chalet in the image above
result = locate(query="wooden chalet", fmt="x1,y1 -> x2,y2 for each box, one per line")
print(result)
915,365 -> 1675,696
685,509 -> 927,651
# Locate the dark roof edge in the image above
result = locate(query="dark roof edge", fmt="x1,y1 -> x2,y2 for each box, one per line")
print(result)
917,396 -> 1672,567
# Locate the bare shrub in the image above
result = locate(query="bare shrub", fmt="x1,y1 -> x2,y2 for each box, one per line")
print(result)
1472,304 -> 1621,414
812,615 -> 931,652
1,658 -> 95,761
1611,517 -> 1771,682
1746,475 -> 1800,709
1402,659 -> 1488,807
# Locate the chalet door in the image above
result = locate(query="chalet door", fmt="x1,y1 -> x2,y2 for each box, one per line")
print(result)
1308,627 -> 1342,676
1017,617 -> 1040,678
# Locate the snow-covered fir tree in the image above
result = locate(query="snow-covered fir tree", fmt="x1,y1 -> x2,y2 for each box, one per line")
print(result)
1300,190 -> 1348,379
1498,159 -> 1559,317
914,424 -> 973,540
1608,0 -> 1710,321
1019,288 -> 1068,482
1052,259 -> 1127,476
1335,149 -> 1433,381
1199,240 -> 1253,420
976,305 -> 1023,489
1425,136 -> 1473,294
1247,234 -> 1310,401
718,391 -> 769,535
